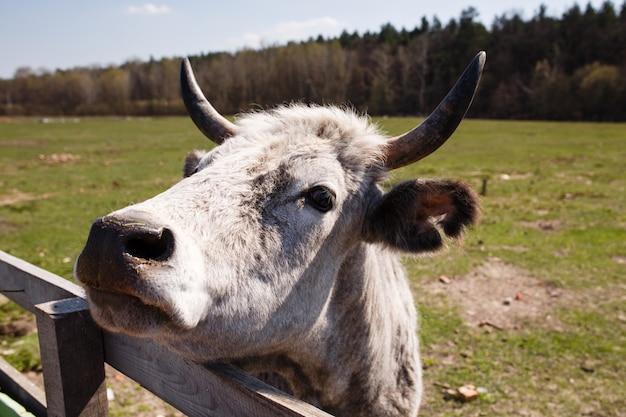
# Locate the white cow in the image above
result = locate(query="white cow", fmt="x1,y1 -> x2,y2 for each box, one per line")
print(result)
75,51 -> 485,416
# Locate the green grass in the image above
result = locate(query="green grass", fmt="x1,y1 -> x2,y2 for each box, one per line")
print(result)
384,119 -> 626,416
0,117 -> 205,278
1,117 -> 625,415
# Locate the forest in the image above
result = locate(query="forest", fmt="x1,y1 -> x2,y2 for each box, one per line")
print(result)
2,1 -> 625,121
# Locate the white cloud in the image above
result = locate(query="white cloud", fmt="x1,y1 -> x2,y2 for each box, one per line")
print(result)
127,4 -> 171,15
230,17 -> 341,49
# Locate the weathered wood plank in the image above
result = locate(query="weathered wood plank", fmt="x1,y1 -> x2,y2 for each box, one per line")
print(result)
207,363 -> 335,417
35,297 -> 108,417
0,356 -> 47,417
103,332 -> 333,417
0,250 -> 84,313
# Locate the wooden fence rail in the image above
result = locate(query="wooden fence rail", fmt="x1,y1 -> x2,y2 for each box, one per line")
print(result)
0,250 -> 332,417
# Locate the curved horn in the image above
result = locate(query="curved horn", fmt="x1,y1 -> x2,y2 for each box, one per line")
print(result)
180,58 -> 238,144
385,51 -> 486,170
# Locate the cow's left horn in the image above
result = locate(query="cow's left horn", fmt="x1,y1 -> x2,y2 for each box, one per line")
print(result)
384,51 -> 486,170
180,58 -> 239,144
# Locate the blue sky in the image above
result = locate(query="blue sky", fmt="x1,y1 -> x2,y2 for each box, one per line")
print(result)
0,0 -> 610,79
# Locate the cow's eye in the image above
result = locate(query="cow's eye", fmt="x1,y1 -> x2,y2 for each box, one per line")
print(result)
306,186 -> 335,212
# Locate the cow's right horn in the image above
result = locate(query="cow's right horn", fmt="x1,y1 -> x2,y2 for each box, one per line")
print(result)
180,58 -> 239,145
384,51 -> 486,170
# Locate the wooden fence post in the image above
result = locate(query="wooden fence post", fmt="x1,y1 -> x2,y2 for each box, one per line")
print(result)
35,297 -> 108,417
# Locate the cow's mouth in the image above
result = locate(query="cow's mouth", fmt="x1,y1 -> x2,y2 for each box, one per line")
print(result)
85,286 -> 175,335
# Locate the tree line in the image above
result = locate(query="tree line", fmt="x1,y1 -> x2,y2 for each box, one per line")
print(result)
2,1 -> 625,121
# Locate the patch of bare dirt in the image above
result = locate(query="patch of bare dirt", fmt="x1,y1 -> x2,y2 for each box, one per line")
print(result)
0,140 -> 47,147
37,153 -> 81,163
519,219 -> 563,232
612,256 -> 626,265
0,318 -> 37,338
424,257 -> 570,330
498,173 -> 533,180
0,217 -> 17,234
0,190 -> 56,207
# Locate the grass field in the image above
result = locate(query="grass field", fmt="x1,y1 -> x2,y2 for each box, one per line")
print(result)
1,116 -> 625,416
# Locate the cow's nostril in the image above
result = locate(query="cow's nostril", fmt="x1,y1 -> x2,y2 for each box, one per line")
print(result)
124,228 -> 174,261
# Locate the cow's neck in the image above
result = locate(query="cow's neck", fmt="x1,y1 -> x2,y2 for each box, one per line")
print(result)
237,244 -> 422,417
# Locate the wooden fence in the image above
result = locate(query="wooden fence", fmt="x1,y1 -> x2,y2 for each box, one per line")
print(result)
0,250 -> 332,417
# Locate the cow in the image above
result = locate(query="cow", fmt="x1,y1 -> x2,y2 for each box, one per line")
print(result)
75,51 -> 486,417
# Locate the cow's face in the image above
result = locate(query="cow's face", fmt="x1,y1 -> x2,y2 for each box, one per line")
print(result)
75,108 -> 392,361
75,53 -> 484,362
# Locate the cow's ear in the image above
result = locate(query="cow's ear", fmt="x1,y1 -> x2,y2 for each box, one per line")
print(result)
363,179 -> 480,253
183,150 -> 207,178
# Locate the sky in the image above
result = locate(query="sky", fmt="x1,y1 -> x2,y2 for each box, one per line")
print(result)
0,0 -> 611,79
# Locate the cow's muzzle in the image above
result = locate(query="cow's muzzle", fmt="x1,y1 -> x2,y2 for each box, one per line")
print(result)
75,216 -> 175,293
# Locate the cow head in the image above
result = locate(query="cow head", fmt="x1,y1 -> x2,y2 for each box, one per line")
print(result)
75,52 -> 485,363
